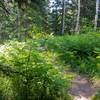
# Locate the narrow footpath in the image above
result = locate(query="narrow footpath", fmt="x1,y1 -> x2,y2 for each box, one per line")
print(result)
66,71 -> 100,100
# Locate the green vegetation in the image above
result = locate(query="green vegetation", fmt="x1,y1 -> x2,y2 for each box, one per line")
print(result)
0,40 -> 72,100
0,0 -> 100,100
0,33 -> 100,99
92,91 -> 100,100
46,33 -> 100,78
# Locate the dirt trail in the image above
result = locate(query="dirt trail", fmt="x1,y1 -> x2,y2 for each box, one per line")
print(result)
69,74 -> 97,100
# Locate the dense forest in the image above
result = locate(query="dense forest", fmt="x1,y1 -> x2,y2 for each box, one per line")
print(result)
0,0 -> 100,100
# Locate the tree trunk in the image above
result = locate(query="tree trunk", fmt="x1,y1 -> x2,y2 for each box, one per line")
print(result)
94,0 -> 99,31
61,0 -> 65,35
75,0 -> 80,34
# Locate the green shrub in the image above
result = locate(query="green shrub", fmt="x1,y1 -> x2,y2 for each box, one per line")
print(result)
46,33 -> 100,78
92,91 -> 100,100
0,40 -> 71,100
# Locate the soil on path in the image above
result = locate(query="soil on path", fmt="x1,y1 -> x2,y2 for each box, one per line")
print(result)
67,72 -> 100,100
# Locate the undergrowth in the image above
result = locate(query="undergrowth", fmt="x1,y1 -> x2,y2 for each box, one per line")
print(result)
0,40 -> 72,100
46,33 -> 100,78
0,33 -> 100,100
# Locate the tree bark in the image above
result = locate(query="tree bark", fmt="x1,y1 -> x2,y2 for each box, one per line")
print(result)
75,0 -> 80,34
61,0 -> 65,35
94,0 -> 99,31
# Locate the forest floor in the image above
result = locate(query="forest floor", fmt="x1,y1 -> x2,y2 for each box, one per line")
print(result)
67,70 -> 100,100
